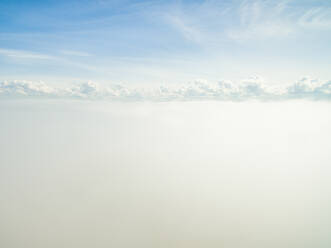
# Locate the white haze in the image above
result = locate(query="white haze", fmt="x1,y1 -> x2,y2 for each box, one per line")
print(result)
1,100 -> 331,248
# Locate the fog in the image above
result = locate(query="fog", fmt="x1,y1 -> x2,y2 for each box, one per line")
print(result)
1,100 -> 331,248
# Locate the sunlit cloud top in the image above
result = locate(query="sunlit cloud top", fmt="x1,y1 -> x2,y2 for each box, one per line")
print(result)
1,77 -> 330,101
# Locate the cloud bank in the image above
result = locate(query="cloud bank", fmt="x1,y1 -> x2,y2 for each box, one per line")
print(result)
0,77 -> 330,101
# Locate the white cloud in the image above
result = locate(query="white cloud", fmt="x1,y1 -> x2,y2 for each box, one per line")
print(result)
226,0 -> 295,41
287,77 -> 331,99
163,0 -> 331,44
1,77 -> 331,101
298,8 -> 331,29
0,49 -> 54,60
0,80 -> 57,96
166,14 -> 203,43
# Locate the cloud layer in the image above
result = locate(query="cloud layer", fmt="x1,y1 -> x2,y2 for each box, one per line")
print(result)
1,77 -> 330,101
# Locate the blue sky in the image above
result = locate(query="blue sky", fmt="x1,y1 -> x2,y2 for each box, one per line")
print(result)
1,0 -> 331,86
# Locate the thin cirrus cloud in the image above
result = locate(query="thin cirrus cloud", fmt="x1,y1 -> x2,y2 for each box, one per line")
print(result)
0,48 -> 54,60
1,77 -> 330,101
166,0 -> 331,43
298,7 -> 331,29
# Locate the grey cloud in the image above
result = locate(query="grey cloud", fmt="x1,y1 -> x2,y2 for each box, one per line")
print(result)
1,78 -> 331,101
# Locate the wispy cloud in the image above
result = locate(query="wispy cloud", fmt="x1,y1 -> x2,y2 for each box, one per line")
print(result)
0,47 -> 106,75
165,14 -> 203,43
298,7 -> 331,29
1,77 -> 330,101
0,48 -> 54,60
227,0 -> 294,40
163,0 -> 331,44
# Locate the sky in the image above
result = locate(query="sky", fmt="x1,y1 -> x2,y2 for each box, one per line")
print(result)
1,1 -> 331,247
1,0 -> 331,87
